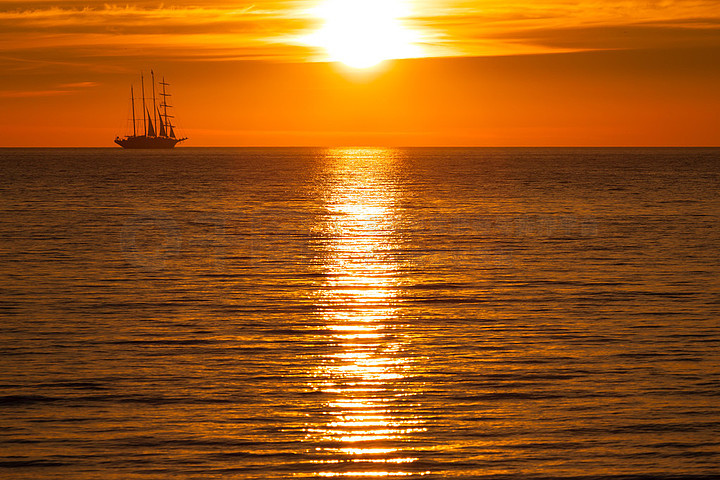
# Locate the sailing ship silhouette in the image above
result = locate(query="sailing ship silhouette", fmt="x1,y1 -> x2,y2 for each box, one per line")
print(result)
115,70 -> 187,149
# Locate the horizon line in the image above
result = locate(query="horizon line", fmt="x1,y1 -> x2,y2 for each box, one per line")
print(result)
1,145 -> 719,149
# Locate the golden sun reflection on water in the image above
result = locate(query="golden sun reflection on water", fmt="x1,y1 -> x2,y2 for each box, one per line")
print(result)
305,149 -> 427,478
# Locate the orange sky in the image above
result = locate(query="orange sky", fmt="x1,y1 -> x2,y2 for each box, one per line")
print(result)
1,0 -> 719,146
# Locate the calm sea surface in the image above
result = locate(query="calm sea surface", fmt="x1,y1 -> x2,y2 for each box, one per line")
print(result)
0,147 -> 719,479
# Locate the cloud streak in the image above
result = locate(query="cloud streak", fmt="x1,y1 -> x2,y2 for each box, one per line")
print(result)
0,0 -> 719,71
412,0 -> 720,55
0,80 -> 97,97
0,3 -> 318,69
0,89 -> 71,97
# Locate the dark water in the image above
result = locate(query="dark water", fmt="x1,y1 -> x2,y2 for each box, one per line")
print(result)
1,147 -> 719,479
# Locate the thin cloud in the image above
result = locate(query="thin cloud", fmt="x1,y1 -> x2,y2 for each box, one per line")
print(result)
1,81 -> 98,97
0,89 -> 70,97
59,81 -> 98,88
0,4 -> 312,36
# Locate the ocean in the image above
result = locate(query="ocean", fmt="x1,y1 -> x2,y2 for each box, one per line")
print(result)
0,147 -> 718,479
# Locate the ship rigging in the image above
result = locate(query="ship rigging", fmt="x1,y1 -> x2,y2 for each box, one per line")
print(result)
115,71 -> 187,149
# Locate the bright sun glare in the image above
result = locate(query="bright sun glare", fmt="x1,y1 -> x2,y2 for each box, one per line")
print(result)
308,0 -> 422,69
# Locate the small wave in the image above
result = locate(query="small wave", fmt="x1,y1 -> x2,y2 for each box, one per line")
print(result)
0,395 -> 59,406
0,459 -> 69,468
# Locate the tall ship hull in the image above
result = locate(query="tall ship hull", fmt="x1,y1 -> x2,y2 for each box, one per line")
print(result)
115,135 -> 181,149
115,70 -> 187,149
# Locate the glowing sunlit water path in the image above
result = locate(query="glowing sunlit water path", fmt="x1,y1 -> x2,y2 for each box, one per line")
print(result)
305,149 -> 428,477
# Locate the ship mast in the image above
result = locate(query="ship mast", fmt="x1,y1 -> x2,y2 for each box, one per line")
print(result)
131,85 -> 136,137
141,72 -> 147,136
160,77 -> 172,138
151,70 -> 157,138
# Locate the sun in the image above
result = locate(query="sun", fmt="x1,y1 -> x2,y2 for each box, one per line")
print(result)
308,0 -> 422,69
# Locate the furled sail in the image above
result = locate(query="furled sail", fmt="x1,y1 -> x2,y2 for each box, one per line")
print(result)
157,107 -> 166,137
146,108 -> 156,137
